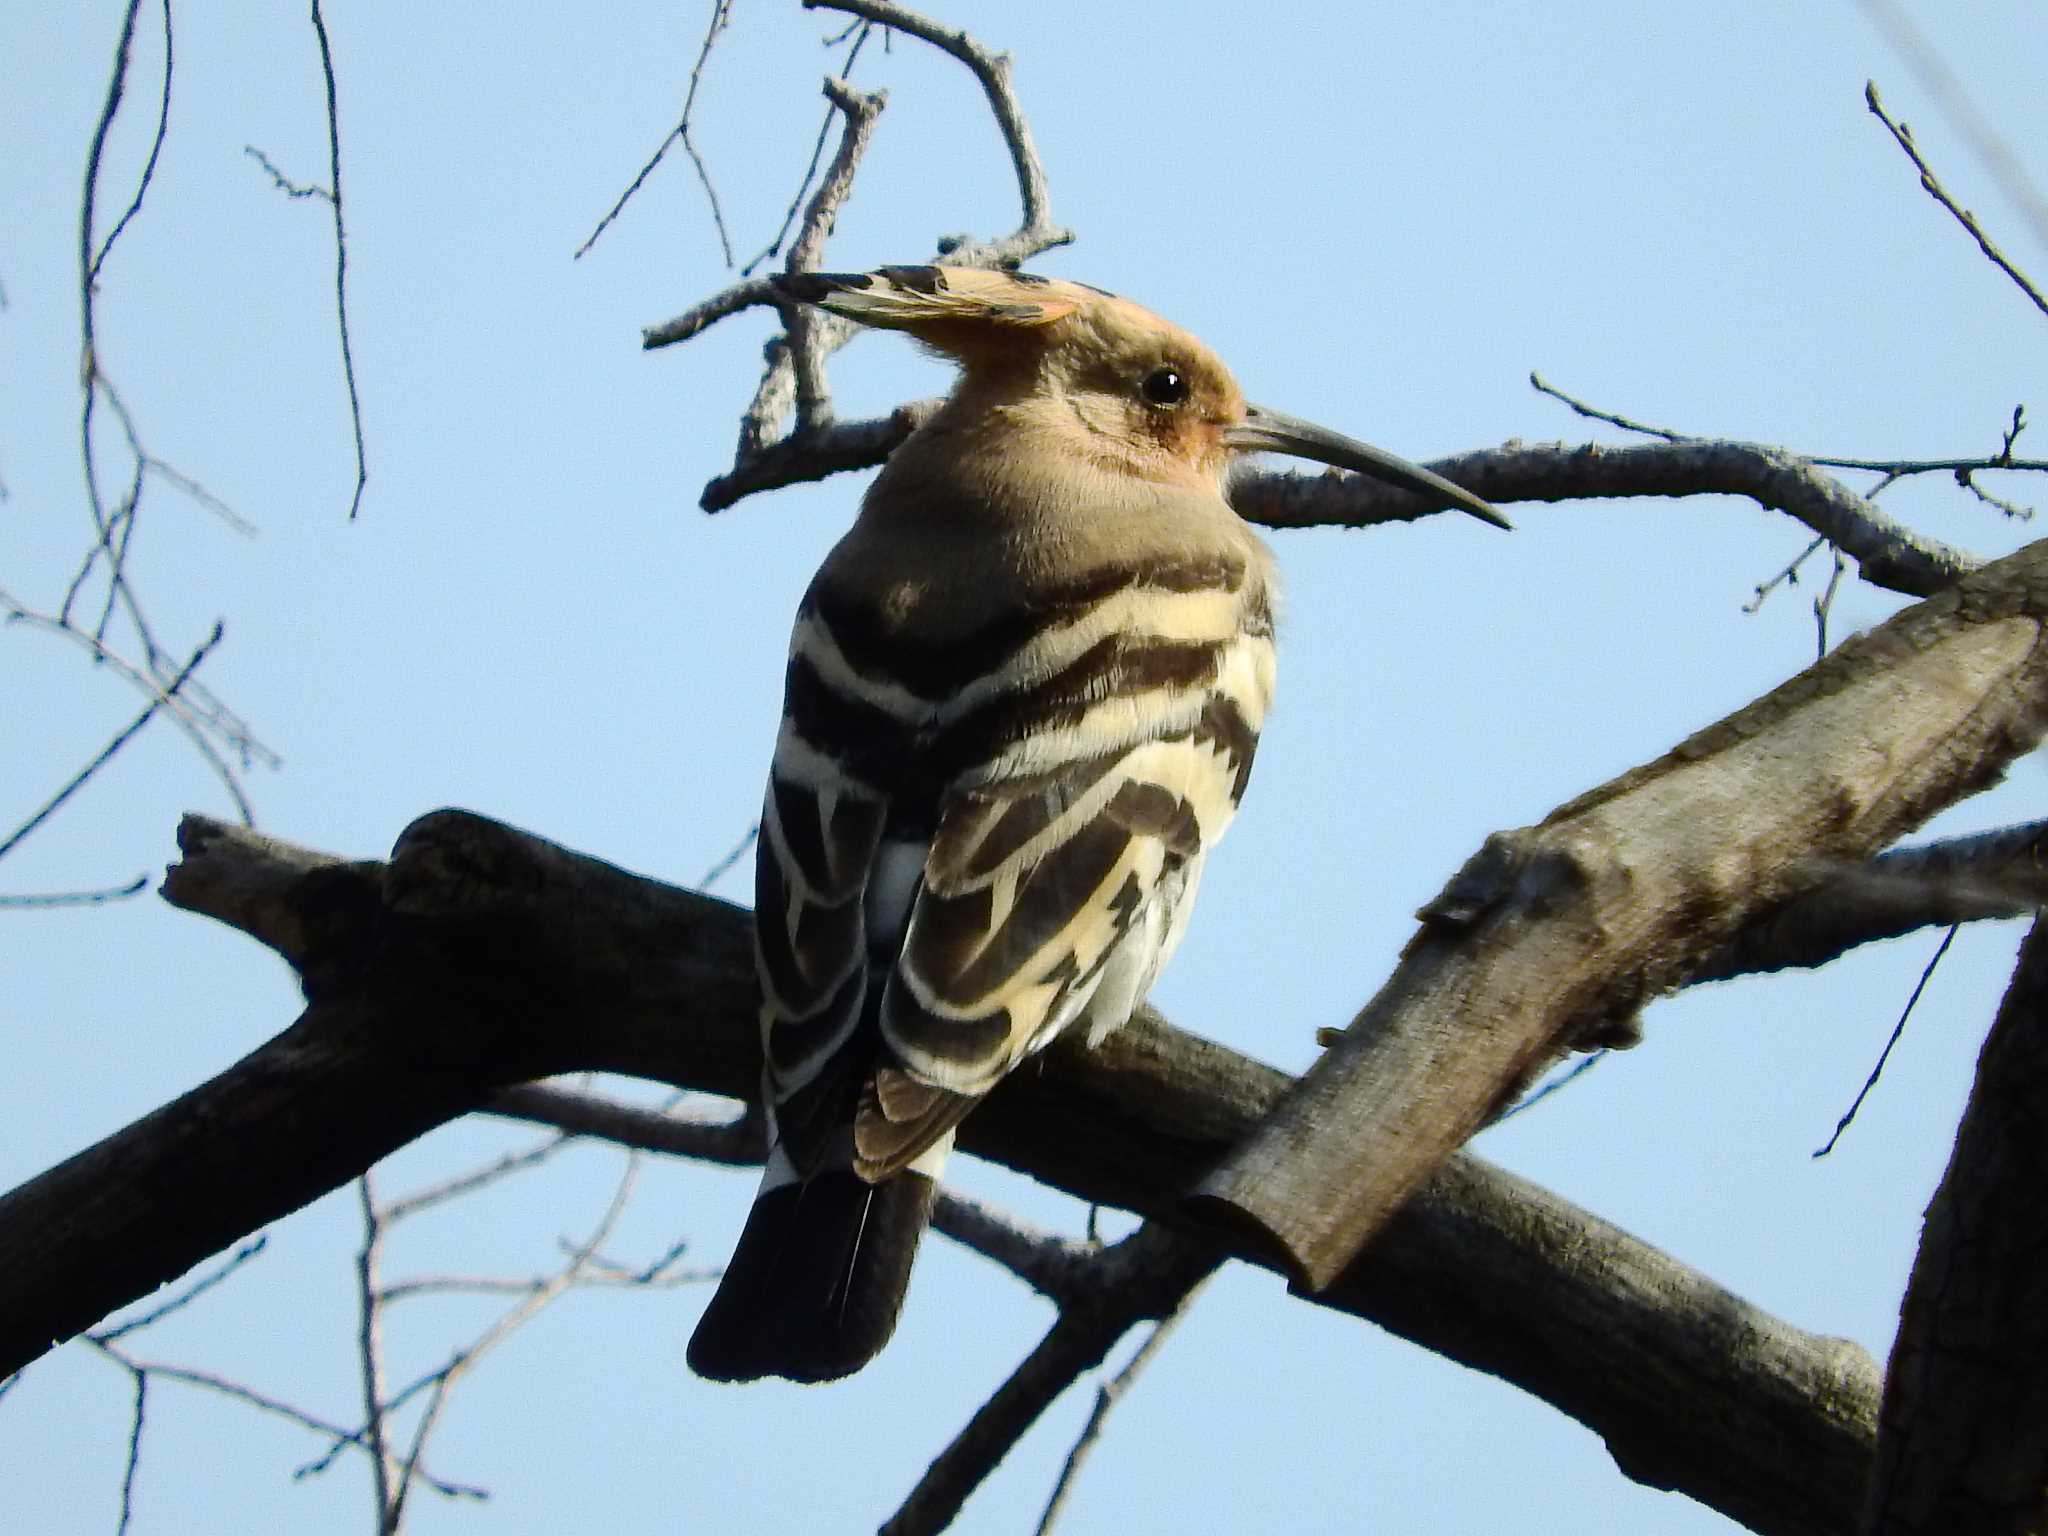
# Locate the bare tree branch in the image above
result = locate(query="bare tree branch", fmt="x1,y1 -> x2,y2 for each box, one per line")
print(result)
1864,80 -> 2048,323
1532,370 -> 2048,487
1855,0 -> 2048,253
308,0 -> 367,519
0,806 -> 1892,1534
576,0 -> 737,264
1034,1272 -> 1211,1536
882,1224 -> 1218,1536
804,0 -> 1068,260
1195,534 -> 2048,1292
1695,821 -> 2048,983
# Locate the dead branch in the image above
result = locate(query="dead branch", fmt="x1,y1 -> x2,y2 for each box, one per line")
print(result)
0,809 -> 1890,1534
1193,535 -> 2048,1296
1864,79 -> 2048,323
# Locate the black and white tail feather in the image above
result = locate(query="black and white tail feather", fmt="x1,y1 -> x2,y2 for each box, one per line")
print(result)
686,266 -> 1502,1384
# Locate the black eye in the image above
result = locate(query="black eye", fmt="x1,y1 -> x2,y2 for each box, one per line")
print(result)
1140,365 -> 1190,407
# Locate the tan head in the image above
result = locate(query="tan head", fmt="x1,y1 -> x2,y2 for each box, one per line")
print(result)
773,265 -> 1508,526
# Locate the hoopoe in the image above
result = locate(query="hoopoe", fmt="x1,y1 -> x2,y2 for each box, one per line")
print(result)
687,265 -> 1507,1384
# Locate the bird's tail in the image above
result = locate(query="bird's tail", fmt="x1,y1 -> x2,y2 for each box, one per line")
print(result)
687,1155 -> 940,1384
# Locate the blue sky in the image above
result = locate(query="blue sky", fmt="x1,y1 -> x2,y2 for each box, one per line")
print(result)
4,3 -> 2045,1531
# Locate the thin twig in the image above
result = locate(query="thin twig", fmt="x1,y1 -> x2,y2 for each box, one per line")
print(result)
575,0 -> 736,263
115,1371 -> 145,1536
1494,1051 -> 1608,1124
1035,1274 -> 1212,1536
353,1174 -> 397,1530
0,622 -> 221,863
309,0 -> 367,519
1529,371 -> 1687,441
243,144 -> 333,202
740,22 -> 877,275
377,1130 -> 573,1223
1533,371 -> 2048,482
1,593 -> 263,824
1865,80 -> 2048,322
95,1237 -> 268,1344
1813,543 -> 1848,659
1743,535 -> 1827,615
0,876 -> 149,908
806,0 -> 1068,252
84,0 -> 171,293
882,1225 -> 1218,1536
1814,925 -> 1960,1158
1856,0 -> 2048,252
698,822 -> 759,891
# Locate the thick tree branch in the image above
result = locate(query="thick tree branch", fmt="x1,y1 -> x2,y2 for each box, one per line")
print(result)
0,810 -> 1881,1535
1864,915 -> 2048,1534
1194,536 -> 2048,1293
1695,821 -> 2048,983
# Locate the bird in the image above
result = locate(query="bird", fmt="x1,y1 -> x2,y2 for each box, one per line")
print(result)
686,264 -> 1507,1384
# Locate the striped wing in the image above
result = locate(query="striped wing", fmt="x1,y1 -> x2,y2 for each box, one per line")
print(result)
756,559 -> 1273,1185
854,722 -> 1248,1177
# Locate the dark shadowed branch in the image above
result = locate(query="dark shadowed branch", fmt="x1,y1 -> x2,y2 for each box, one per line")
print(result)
1864,915 -> 2048,1533
5,799 -> 1987,1533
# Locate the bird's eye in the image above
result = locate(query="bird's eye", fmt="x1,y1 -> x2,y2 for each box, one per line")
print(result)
1140,365 -> 1190,407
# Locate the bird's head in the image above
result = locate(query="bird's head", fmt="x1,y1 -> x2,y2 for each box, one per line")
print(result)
772,265 -> 1508,527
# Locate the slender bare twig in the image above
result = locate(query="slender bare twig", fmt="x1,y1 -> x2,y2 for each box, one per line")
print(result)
1529,371 -> 1686,441
781,76 -> 890,436
1743,535 -> 1827,614
375,1131 -> 573,1223
242,145 -> 332,201
740,22 -> 879,275
1533,370 -> 2048,483
1034,1272 -> 1213,1536
805,0 -> 1069,258
115,1371 -> 145,1536
3,592 -> 261,824
882,1224 -> 1219,1536
1813,543 -> 1848,659
697,822 -> 759,892
84,0 -> 171,294
1865,80 -> 2048,321
1814,925 -> 1960,1158
644,3 -> 1073,511
309,0 -> 367,519
353,1175 -> 397,1531
82,1340 -> 487,1502
382,1149 -> 649,1527
1855,0 -> 2048,252
576,0 -> 737,263
0,623 -> 220,863
0,876 -> 148,908
94,1238 -> 268,1344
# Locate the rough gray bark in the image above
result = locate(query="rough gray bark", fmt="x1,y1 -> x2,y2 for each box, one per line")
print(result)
1,810 -> 1878,1536
1193,536 -> 2048,1294
1864,915 -> 2048,1535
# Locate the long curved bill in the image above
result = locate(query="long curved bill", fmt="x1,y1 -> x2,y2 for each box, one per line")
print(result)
1226,404 -> 1511,530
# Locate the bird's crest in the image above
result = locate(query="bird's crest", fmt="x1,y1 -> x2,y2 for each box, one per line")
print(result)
774,265 -> 1087,336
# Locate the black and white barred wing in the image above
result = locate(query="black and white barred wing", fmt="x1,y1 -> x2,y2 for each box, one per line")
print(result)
751,723 -> 894,1167
855,704 -> 1259,1179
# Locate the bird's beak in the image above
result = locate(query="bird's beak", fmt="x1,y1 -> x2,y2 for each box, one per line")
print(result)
1226,404 -> 1511,530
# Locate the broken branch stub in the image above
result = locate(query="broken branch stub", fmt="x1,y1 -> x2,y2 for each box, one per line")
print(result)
1192,537 -> 2048,1292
